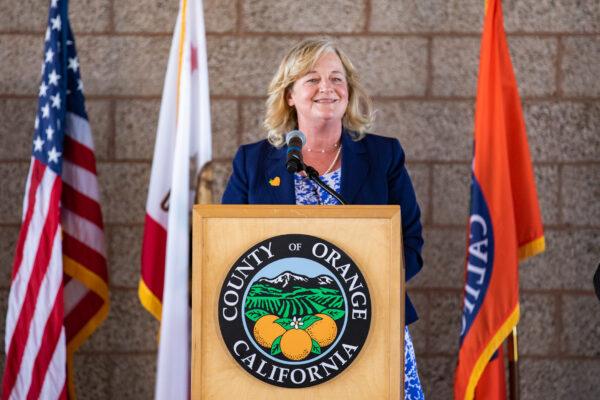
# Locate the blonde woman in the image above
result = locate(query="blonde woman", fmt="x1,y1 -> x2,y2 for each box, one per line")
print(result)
223,39 -> 425,399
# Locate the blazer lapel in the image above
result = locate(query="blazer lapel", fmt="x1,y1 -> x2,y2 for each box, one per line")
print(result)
265,146 -> 295,204
340,130 -> 369,204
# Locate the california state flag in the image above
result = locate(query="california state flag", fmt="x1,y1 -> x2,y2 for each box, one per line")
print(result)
138,0 -> 211,398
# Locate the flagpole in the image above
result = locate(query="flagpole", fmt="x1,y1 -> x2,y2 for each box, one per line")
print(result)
507,326 -> 520,400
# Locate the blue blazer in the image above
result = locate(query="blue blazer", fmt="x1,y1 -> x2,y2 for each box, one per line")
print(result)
222,130 -> 424,324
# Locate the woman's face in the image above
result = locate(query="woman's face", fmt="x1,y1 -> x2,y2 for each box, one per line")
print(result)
287,52 -> 349,128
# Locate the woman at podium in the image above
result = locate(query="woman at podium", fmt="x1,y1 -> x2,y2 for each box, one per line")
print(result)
223,39 -> 425,399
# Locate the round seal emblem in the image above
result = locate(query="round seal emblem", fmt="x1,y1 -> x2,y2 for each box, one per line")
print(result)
218,234 -> 371,388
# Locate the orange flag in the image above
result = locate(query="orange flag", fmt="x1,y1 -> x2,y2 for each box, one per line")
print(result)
454,0 -> 546,398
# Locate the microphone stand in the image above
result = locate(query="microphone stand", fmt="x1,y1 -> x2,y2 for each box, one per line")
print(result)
303,165 -> 348,205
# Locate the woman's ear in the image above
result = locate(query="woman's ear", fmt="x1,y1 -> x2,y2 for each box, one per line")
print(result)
286,88 -> 295,107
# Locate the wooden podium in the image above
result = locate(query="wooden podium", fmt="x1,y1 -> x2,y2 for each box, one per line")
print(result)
191,205 -> 405,399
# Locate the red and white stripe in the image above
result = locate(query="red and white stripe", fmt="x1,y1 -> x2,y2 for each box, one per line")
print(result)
3,159 -> 67,400
61,112 -> 108,347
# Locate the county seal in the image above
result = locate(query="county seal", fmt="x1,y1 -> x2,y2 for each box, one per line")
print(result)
218,234 -> 371,388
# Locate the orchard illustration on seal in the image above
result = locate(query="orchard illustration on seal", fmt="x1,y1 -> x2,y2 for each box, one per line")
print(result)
218,234 -> 371,388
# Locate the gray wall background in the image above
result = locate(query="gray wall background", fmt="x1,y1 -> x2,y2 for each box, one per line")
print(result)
1,0 -> 599,398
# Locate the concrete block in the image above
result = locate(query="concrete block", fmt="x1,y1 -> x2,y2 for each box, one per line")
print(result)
373,100 -> 474,161
370,0 -> 483,33
0,162 -> 30,224
69,0 -> 111,33
109,354 -> 156,400
503,0 -> 600,33
212,160 -> 232,202
115,100 -> 160,160
242,0 -> 365,33
85,99 -> 112,161
0,35 -> 42,95
204,0 -> 237,33
561,37 -> 600,97
405,163 -> 430,225
240,99 -> 267,145
207,36 -> 297,96
508,37 -> 557,97
114,0 -> 178,33
520,359 -> 600,400
105,289 -> 159,352
524,101 -> 600,162
107,225 -> 144,288
432,163 -> 470,226
533,164 -> 560,225
337,37 -> 428,97
428,290 -> 462,354
0,0 -> 111,33
115,0 -> 236,33
77,318 -> 110,353
411,228 -> 465,289
0,0 -> 45,31
418,356 -> 455,400
97,162 -> 150,224
562,294 -> 600,357
0,98 -> 37,161
519,293 -> 558,356
520,229 -> 600,291
72,354 -> 110,400
208,36 -> 427,97
562,165 -> 600,227
432,37 -> 479,97
0,227 -> 19,289
211,99 -> 239,159
76,36 -> 170,96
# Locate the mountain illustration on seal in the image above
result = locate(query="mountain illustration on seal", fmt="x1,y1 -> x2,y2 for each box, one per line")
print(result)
245,271 -> 343,319
257,272 -> 335,289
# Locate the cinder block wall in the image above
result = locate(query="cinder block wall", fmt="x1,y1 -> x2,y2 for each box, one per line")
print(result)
1,1 -> 599,398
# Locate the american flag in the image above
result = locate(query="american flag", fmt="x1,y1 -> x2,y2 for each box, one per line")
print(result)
2,1 -> 110,399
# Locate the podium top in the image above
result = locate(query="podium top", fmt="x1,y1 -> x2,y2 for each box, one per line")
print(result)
193,204 -> 401,219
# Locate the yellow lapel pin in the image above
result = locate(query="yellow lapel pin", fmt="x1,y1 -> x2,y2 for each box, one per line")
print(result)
269,176 -> 281,187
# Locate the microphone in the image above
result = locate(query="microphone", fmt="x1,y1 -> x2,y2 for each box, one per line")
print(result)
285,130 -> 306,173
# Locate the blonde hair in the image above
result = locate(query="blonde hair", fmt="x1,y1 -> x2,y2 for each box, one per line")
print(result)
264,38 -> 374,148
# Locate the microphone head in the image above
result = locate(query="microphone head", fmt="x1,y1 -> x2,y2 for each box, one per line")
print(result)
285,130 -> 306,146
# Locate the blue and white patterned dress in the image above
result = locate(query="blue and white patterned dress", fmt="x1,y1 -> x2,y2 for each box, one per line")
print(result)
294,169 -> 425,399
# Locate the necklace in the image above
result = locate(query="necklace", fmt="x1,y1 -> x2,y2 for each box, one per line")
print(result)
306,141 -> 340,153
322,145 -> 342,175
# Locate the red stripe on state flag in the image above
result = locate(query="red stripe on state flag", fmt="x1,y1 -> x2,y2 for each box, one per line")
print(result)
11,160 -> 47,280
62,232 -> 108,282
62,183 -> 104,229
141,213 -> 167,304
63,135 -> 97,174
1,177 -> 62,398
25,285 -> 65,400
